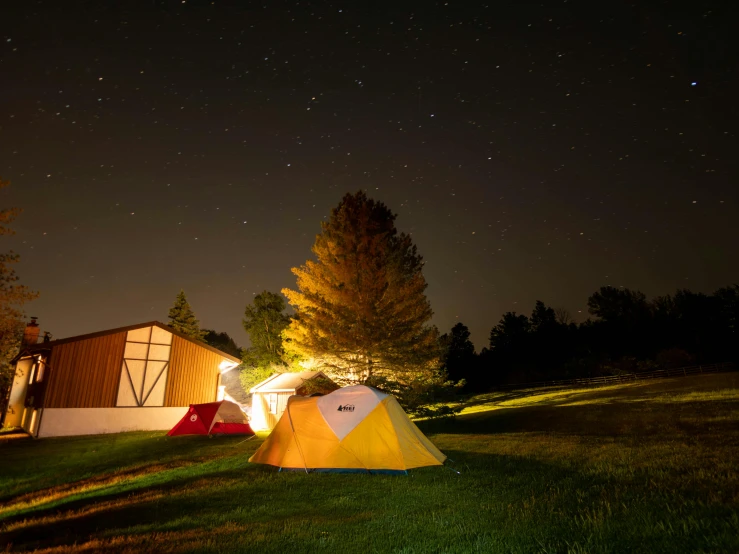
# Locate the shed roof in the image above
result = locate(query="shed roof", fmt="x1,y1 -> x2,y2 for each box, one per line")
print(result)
17,320 -> 241,363
250,371 -> 332,393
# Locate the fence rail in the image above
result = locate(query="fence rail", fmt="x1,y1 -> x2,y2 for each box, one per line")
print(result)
493,362 -> 737,391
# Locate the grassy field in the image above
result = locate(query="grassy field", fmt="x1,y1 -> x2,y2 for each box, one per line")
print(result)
1,372 -> 738,553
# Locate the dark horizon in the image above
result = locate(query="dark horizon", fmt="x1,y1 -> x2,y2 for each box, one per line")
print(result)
2,0 -> 737,351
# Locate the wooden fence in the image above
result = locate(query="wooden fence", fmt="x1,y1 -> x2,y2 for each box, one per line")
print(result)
493,361 -> 737,391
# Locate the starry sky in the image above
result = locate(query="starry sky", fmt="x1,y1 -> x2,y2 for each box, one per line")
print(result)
2,0 -> 737,351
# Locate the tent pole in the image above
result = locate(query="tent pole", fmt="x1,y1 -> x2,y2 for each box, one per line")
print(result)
285,398 -> 309,474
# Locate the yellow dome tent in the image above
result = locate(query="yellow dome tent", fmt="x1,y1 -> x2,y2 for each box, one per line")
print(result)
248,385 -> 446,474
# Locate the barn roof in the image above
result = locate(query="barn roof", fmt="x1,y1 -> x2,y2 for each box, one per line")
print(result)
17,320 -> 241,363
250,370 -> 333,393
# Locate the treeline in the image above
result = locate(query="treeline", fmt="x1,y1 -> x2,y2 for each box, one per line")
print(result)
442,285 -> 739,392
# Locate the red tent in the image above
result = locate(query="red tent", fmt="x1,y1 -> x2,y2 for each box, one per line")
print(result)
168,400 -> 254,436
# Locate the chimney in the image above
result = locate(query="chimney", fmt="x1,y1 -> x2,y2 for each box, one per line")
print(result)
22,317 -> 40,347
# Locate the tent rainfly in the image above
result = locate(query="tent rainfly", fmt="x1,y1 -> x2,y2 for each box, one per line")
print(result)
168,400 -> 254,436
248,385 -> 446,474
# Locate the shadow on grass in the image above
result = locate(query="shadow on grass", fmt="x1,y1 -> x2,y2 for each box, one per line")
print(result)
5,446 -> 735,554
1,465 -> 258,549
0,459 -> 197,509
0,450 -> 592,553
0,434 -> 260,505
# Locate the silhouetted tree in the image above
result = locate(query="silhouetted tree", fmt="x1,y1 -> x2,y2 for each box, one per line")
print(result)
485,312 -> 533,384
168,290 -> 205,340
670,290 -> 721,361
715,285 -> 739,333
587,286 -> 650,324
475,283 -> 737,388
202,330 -> 242,359
554,307 -> 575,326
489,312 -> 531,350
587,286 -> 653,359
714,285 -> 739,361
528,301 -> 570,379
530,301 -> 557,333
440,322 -> 477,386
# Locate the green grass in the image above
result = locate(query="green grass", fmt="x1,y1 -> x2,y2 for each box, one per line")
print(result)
1,373 -> 738,553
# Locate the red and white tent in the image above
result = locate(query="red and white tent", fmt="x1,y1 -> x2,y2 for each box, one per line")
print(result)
167,400 -> 254,436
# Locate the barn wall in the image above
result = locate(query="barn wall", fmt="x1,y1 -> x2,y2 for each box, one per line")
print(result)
44,332 -> 127,408
164,335 -> 221,406
38,407 -> 188,437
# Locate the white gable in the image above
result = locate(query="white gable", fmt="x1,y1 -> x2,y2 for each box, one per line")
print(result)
316,385 -> 387,440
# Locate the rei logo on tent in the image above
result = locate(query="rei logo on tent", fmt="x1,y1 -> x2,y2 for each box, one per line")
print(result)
190,414 -> 198,422
337,404 -> 355,412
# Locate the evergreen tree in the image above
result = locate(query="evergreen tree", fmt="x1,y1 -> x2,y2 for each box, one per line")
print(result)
167,290 -> 205,340
530,300 -> 557,333
0,178 -> 39,416
487,312 -> 532,384
282,191 -> 440,383
587,286 -> 650,324
489,312 -> 531,350
440,322 -> 476,384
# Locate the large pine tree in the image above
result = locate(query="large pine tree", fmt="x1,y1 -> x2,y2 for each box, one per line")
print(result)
282,191 -> 439,382
167,290 -> 205,340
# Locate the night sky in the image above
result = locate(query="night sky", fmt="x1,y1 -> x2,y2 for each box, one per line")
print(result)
2,1 -> 737,351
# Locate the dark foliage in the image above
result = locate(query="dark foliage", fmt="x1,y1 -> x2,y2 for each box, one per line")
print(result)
446,285 -> 739,392
201,330 -> 242,358
440,322 -> 476,385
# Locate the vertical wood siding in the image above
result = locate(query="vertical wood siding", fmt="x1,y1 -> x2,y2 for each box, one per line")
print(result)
164,335 -> 221,406
44,332 -> 127,408
277,392 -> 291,418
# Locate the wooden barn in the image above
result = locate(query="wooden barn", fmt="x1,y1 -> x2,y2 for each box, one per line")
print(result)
3,321 -> 241,438
249,371 -> 339,431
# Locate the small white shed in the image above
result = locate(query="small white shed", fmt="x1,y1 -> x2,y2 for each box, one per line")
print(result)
249,371 -> 338,431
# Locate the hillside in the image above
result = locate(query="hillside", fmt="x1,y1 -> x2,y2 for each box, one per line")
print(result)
1,373 -> 738,553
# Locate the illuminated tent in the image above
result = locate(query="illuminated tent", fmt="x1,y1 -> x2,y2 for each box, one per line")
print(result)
249,385 -> 446,473
167,400 -> 254,436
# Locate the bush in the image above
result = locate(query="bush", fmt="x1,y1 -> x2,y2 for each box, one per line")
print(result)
239,364 -> 277,392
364,372 -> 465,419
656,348 -> 695,369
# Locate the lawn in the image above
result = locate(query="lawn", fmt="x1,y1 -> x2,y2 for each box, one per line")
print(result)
1,372 -> 738,553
